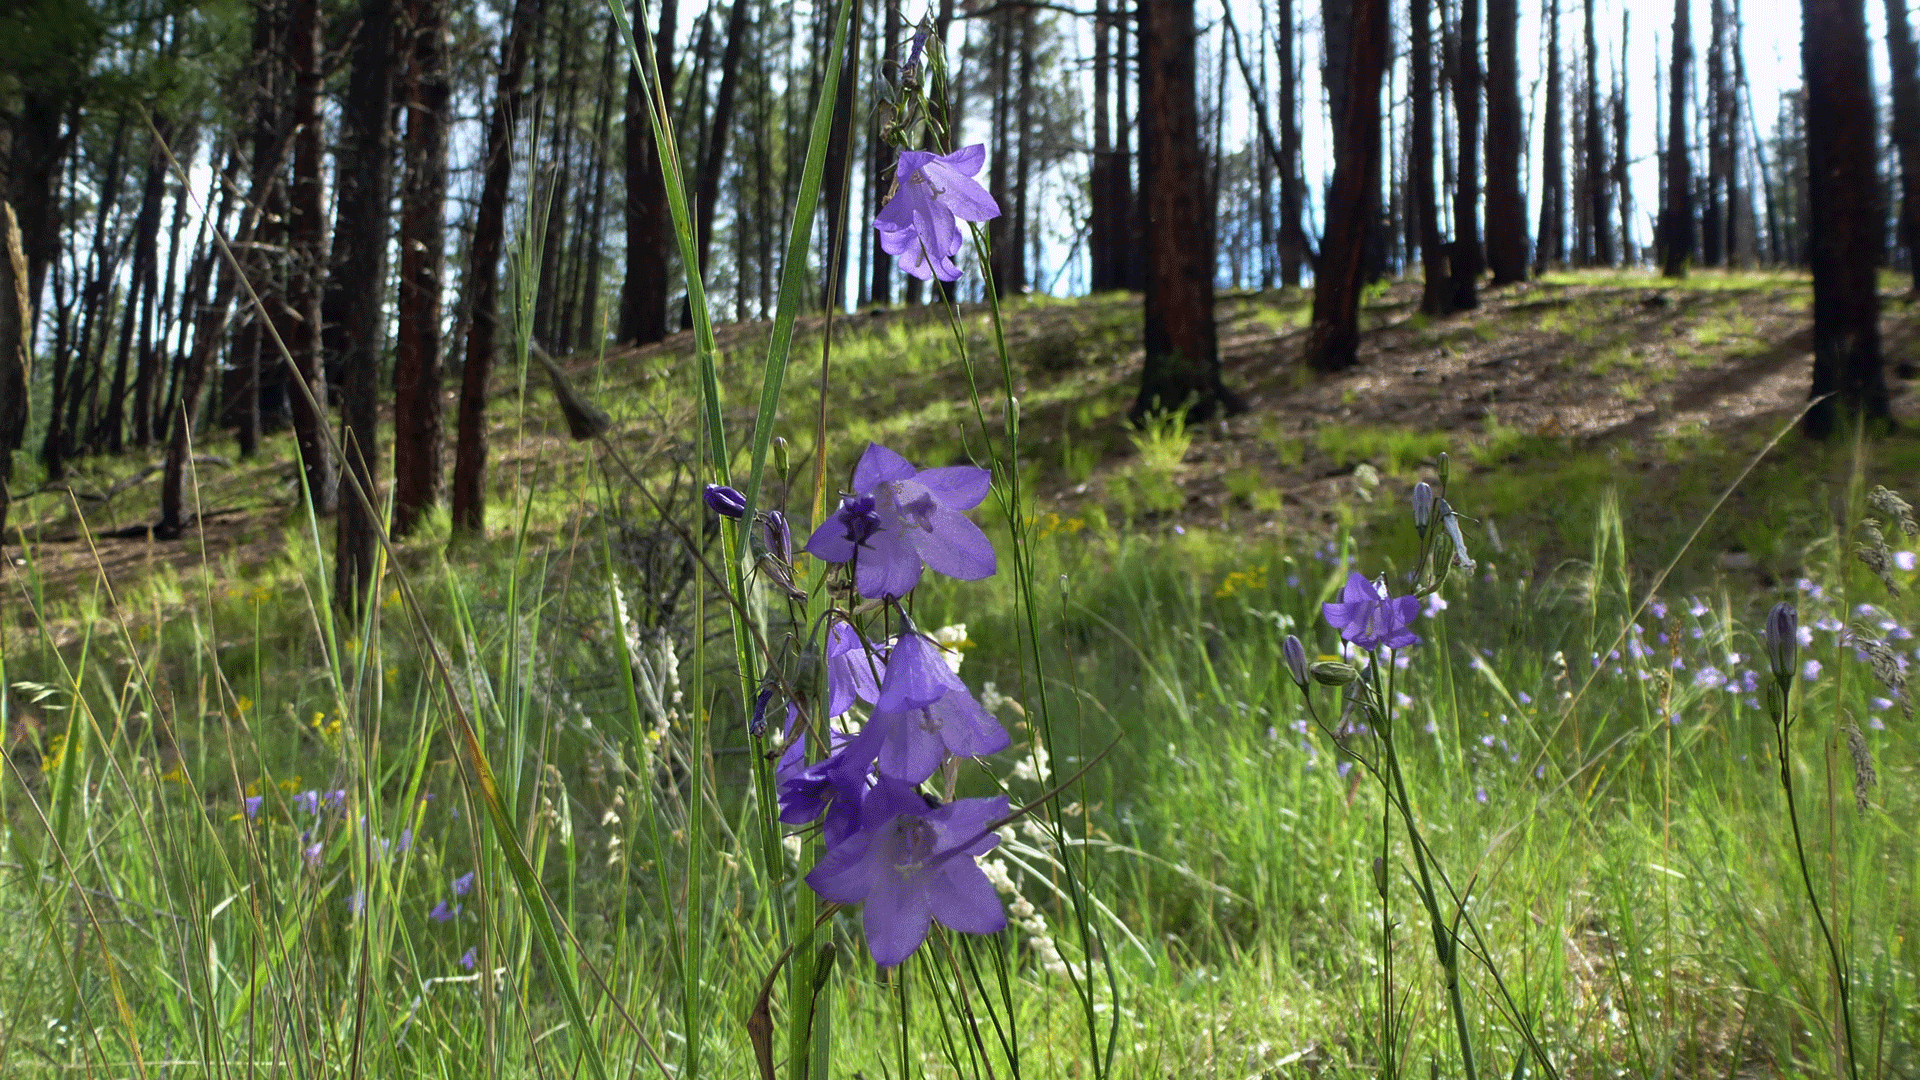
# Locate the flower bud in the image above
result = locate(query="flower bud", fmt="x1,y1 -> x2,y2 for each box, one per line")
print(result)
704,484 -> 747,519
764,511 -> 792,563
1310,661 -> 1359,686
1765,602 -> 1798,685
1412,482 -> 1435,532
1372,856 -> 1388,896
1283,635 -> 1310,688
773,437 -> 790,477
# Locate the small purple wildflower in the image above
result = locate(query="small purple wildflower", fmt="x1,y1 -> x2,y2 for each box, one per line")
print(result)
459,947 -> 478,971
851,629 -> 1009,784
452,872 -> 475,897
1322,572 -> 1420,651
1475,788 -> 1489,804
826,620 -> 886,717
243,795 -> 265,819
1872,696 -> 1895,712
805,782 -> 1008,967
303,843 -> 323,868
1898,551 -> 1917,571
1803,658 -> 1822,680
806,444 -> 995,599
873,145 -> 1001,281
1337,761 -> 1353,778
703,484 -> 747,520
396,828 -> 413,854
1694,667 -> 1727,690
293,790 -> 321,815
1517,691 -> 1532,705
429,900 -> 460,923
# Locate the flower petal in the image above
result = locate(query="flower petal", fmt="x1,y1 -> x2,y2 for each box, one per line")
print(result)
854,528 -> 925,599
805,509 -> 857,563
804,831 -> 878,904
937,144 -> 986,178
853,443 -> 919,492
862,873 -> 935,967
920,160 -> 1000,222
913,465 -> 992,510
911,509 -> 996,581
928,859 -> 1008,936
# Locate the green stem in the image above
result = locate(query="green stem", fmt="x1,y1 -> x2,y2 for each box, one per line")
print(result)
1778,716 -> 1861,1080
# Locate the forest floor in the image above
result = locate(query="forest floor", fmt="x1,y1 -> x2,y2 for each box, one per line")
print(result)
9,267 -> 1920,609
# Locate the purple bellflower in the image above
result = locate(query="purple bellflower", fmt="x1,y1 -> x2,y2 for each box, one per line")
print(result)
806,444 -> 995,599
850,630 -> 1009,784
1323,572 -> 1422,651
805,780 -> 1009,967
704,484 -> 747,520
873,145 -> 1001,282
777,730 -> 870,847
826,619 -> 886,717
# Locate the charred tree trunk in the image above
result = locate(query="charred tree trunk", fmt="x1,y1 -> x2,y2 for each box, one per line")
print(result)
1663,0 -> 1693,276
819,0 -> 860,308
1703,0 -> 1727,266
393,0 -> 450,539
1011,6 -> 1035,295
1091,0 -> 1116,290
451,0 -> 538,536
866,0 -> 901,304
1483,0 -> 1525,283
1277,0 -> 1304,286
333,0 -> 395,609
1536,0 -> 1564,270
1886,0 -> 1920,290
1803,0 -> 1890,436
287,0 -> 337,513
1450,0 -> 1481,308
619,0 -> 675,343
1616,12 -> 1634,264
1414,0 -> 1451,310
1583,0 -> 1611,265
1134,0 -> 1240,419
1308,0 -> 1388,369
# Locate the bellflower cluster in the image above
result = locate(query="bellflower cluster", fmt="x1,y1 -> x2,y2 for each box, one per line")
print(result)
873,145 -> 1001,282
778,442 -> 1016,968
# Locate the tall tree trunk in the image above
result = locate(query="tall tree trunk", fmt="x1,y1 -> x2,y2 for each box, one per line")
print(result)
1134,0 -> 1239,419
334,0 -> 395,609
1414,0 -> 1451,310
535,0 -> 578,349
1583,0 -> 1610,265
1307,0 -> 1389,368
1091,0 -> 1115,290
1535,0 -> 1564,271
1483,0 -> 1525,283
865,0 -> 900,304
393,0 -> 450,539
819,0 -> 860,308
451,0 -> 538,536
1276,0 -> 1305,285
1450,0 -> 1481,308
701,0 -> 751,284
1803,0 -> 1889,436
571,14 -> 617,348
1615,12 -> 1634,264
287,0 -> 337,513
619,0 -> 676,343
1703,0 -> 1726,266
1663,0 -> 1693,277
1886,0 -> 1920,290
158,232 -> 241,538
131,132 -> 170,449
106,134 -> 167,454
1012,7 -> 1035,294
987,11 -> 1014,295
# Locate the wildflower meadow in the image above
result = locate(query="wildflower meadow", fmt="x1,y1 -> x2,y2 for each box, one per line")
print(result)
0,6 -> 1917,1079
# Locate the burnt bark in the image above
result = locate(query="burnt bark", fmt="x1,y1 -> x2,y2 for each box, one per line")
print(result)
287,0 -> 337,513
1803,0 -> 1890,436
1663,0 -> 1693,276
1306,0 -> 1389,369
619,0 -> 675,343
1535,0 -> 1564,271
1584,0 -> 1611,265
1483,0 -> 1525,283
451,0 -> 538,536
1450,0 -> 1481,308
1413,0 -> 1451,310
1133,0 -> 1240,419
700,0 -> 751,283
1886,0 -> 1920,290
1277,0 -> 1305,285
333,0 -> 396,609
393,0 -> 450,539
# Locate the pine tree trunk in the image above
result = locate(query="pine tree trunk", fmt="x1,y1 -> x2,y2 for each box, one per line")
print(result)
1276,0 -> 1305,285
1583,0 -> 1610,265
1307,0 -> 1389,368
1663,0 -> 1693,277
619,0 -> 675,343
1450,0 -> 1481,309
1885,0 -> 1920,290
451,0 -> 537,536
287,0 -> 337,513
1802,0 -> 1889,436
1135,0 -> 1239,418
393,0 -> 450,539
1413,0 -> 1451,311
1483,0 -> 1525,283
820,0 -> 859,308
701,0 -> 751,285
1535,0 -> 1563,271
1615,13 -> 1634,264
333,0 -> 395,608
